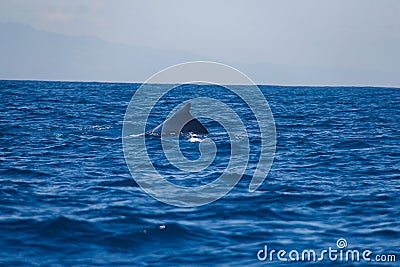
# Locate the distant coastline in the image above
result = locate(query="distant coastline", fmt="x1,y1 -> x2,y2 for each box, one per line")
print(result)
1,79 -> 399,89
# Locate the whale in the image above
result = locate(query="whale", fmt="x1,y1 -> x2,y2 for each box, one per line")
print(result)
150,103 -> 208,135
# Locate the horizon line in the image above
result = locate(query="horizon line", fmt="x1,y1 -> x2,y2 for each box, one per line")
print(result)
1,78 -> 399,89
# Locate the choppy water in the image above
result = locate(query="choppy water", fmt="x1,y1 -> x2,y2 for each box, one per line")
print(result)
0,80 -> 399,266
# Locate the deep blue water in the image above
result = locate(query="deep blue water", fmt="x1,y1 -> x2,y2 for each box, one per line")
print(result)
0,80 -> 399,266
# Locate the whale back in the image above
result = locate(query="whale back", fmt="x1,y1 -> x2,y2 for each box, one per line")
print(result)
151,103 -> 208,135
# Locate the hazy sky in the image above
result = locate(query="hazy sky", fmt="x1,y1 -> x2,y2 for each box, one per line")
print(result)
1,0 -> 399,86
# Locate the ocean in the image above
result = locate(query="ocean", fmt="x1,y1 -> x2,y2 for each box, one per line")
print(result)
0,80 -> 399,266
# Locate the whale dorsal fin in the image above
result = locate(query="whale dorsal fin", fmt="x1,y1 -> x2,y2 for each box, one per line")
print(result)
150,103 -> 208,135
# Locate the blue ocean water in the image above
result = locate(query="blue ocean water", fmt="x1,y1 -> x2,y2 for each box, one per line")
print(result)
0,80 -> 399,266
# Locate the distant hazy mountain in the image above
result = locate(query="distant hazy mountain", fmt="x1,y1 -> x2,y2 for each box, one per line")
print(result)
1,23 -> 399,86
0,22 -> 200,82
